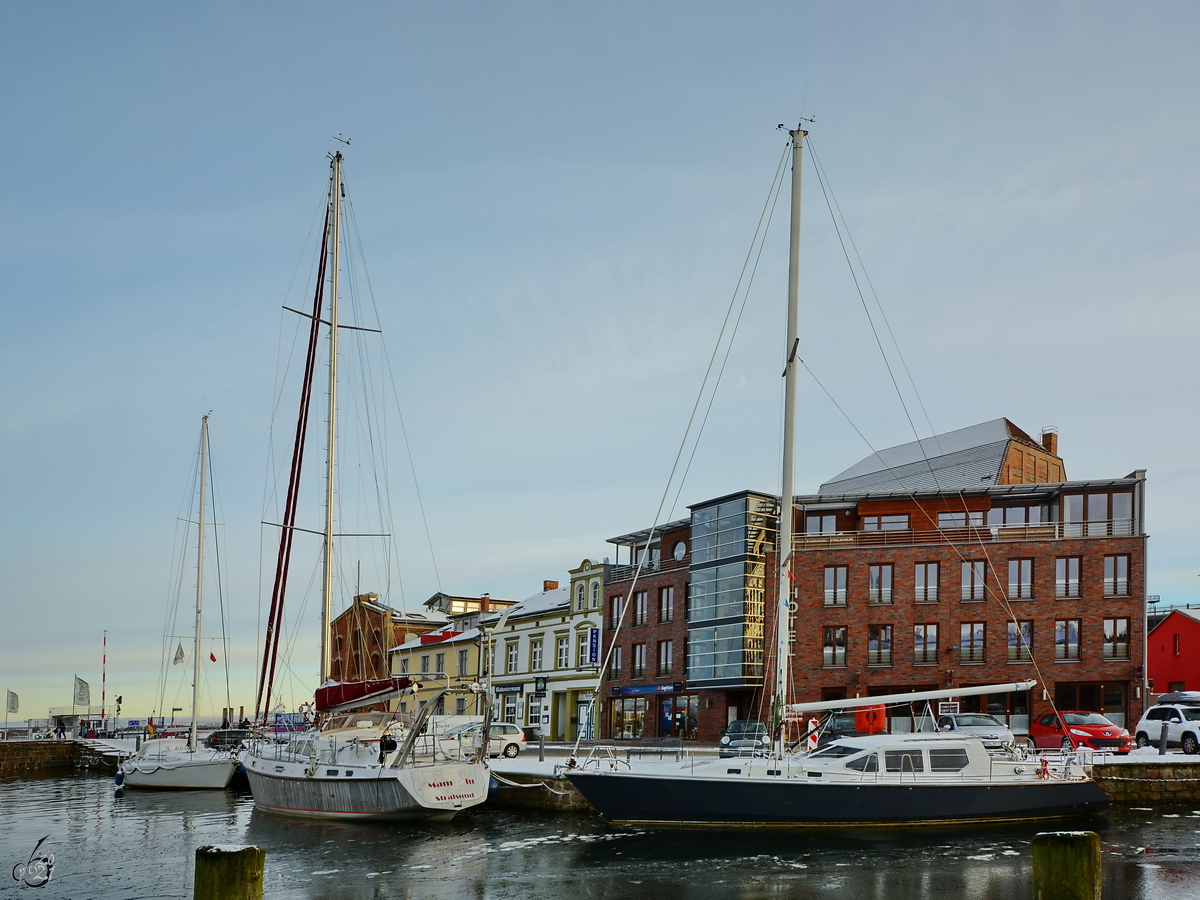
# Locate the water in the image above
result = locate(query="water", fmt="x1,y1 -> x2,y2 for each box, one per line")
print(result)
3,772 -> 1200,899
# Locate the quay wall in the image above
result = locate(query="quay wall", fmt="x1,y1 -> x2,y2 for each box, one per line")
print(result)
1093,759 -> 1200,805
489,772 -> 595,813
0,740 -> 122,777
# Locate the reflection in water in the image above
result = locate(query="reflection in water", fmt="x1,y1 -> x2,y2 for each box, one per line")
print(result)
2,774 -> 1199,899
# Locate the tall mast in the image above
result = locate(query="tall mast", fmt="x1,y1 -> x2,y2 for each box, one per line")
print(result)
774,127 -> 806,748
190,414 -> 209,752
320,152 -> 343,685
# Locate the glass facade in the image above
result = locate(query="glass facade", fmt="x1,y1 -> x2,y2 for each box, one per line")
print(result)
686,492 -> 774,687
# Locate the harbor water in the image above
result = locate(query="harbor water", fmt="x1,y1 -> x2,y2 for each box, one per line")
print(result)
3,772 -> 1200,899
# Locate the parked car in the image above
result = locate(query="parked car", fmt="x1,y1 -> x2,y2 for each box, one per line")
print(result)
718,720 -> 770,758
814,713 -> 873,748
1029,711 -> 1133,753
203,729 -> 251,751
438,722 -> 526,758
934,713 -> 1016,750
1133,701 -> 1200,754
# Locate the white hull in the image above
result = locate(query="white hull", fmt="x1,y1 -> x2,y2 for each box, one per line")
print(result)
120,741 -> 238,790
244,750 -> 488,821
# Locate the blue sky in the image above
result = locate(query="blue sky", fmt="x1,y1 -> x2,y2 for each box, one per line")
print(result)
3,2 -> 1198,721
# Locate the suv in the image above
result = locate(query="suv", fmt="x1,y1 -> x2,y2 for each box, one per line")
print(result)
934,713 -> 1016,750
1134,698 -> 1200,754
718,720 -> 770,758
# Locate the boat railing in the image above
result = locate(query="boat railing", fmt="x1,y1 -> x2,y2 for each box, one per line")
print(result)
557,744 -> 632,773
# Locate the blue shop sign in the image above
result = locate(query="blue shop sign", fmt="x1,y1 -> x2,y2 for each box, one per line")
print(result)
495,684 -> 524,695
610,682 -> 683,697
588,627 -> 600,664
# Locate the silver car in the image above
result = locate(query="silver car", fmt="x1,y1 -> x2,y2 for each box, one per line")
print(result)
935,713 -> 1015,750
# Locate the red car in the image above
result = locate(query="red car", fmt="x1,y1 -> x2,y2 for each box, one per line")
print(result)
1028,710 -> 1134,753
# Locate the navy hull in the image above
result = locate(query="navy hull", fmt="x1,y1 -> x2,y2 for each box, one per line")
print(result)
566,771 -> 1109,827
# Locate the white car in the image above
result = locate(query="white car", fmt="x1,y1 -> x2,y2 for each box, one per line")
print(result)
438,722 -> 526,758
934,713 -> 1016,750
1133,700 -> 1200,754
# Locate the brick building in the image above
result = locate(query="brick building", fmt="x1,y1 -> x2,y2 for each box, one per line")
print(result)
328,592 -> 445,684
601,418 -> 1149,740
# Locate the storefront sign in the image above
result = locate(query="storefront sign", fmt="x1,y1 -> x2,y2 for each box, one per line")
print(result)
495,684 -> 524,695
610,682 -> 682,697
588,627 -> 600,664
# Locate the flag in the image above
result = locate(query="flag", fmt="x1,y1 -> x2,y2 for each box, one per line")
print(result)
74,677 -> 90,706
209,652 -> 217,662
173,643 -> 185,665
5,690 -> 17,714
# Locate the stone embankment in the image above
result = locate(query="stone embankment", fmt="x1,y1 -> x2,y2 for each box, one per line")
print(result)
0,740 -> 125,777
1092,758 -> 1200,804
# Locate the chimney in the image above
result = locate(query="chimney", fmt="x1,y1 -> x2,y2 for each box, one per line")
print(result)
1041,427 -> 1058,456
480,593 -> 490,612
543,580 -> 559,592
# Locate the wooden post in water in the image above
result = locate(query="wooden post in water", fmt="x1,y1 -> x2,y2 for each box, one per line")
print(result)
194,846 -> 265,900
1032,832 -> 1101,900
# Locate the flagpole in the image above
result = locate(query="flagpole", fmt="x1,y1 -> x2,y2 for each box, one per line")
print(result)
102,630 -> 107,727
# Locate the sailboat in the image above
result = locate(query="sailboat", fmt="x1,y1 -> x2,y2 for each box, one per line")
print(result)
241,150 -> 491,821
119,416 -> 239,790
563,127 -> 1110,826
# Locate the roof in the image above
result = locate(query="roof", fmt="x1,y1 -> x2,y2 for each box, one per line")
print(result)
1149,608 -> 1200,635
819,418 -> 1046,495
482,587 -> 570,625
608,518 -> 691,547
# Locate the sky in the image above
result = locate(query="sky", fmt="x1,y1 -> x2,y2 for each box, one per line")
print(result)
2,1 -> 1198,723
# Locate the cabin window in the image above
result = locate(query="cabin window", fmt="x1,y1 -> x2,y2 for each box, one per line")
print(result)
884,749 -> 924,773
845,753 -> 879,772
929,748 -> 970,773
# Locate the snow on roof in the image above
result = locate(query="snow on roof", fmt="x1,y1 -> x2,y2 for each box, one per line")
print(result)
482,587 -> 570,624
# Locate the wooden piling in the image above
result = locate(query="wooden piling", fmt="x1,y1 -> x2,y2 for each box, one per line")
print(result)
193,845 -> 265,900
1032,831 -> 1101,900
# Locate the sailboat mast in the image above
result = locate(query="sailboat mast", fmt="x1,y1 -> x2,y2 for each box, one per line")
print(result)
774,128 -> 806,735
191,414 -> 209,752
320,152 -> 343,686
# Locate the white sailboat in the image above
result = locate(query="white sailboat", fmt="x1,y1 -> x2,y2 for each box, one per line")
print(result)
564,126 -> 1109,826
242,150 -> 490,821
119,416 -> 239,790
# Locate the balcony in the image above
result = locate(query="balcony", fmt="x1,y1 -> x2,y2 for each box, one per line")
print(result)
607,555 -> 689,584
795,519 -> 1138,552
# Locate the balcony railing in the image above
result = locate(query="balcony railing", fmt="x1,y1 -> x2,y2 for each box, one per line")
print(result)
607,555 -> 690,584
795,519 -> 1138,552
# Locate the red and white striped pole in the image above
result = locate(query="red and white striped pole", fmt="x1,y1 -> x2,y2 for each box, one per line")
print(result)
101,630 -> 107,723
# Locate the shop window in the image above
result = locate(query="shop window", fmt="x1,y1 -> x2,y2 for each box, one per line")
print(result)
610,697 -> 646,739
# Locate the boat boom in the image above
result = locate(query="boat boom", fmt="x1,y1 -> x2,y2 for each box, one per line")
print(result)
785,680 -> 1038,715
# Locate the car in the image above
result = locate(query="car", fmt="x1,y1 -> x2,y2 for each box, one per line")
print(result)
1133,701 -> 1200,754
718,720 -> 770,758
934,713 -> 1016,750
814,713 -> 873,748
203,729 -> 251,751
1029,711 -> 1134,753
438,722 -> 526,758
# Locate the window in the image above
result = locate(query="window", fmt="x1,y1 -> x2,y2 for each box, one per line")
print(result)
884,749 -> 924,773
914,624 -> 938,665
862,514 -> 909,531
806,513 -> 837,533
1008,559 -> 1033,599
434,652 -> 445,675
455,697 -> 467,717
556,635 -> 570,669
1174,634 -> 1181,657
434,696 -> 444,716
961,561 -> 986,601
1007,621 -> 1033,662
1055,620 -> 1081,661
458,648 -> 469,676
420,654 -> 430,674
960,622 -> 985,664
824,566 -> 848,606
530,640 -> 542,672
822,626 -> 847,667
1104,556 -> 1130,596
633,591 -> 648,626
1064,491 -> 1134,537
591,582 -> 600,609
939,511 -> 984,528
915,562 -> 939,603
632,643 -> 647,678
609,596 -> 623,629
868,564 -> 893,604
1056,557 -> 1081,598
657,640 -> 673,675
577,634 -> 588,668
658,587 -> 674,623
868,625 -> 893,666
527,695 -> 541,726
1103,618 -> 1129,660
987,505 -> 1049,527
506,642 -> 518,674
576,583 -> 586,612
611,646 -> 622,677
929,748 -> 970,773
503,694 -> 517,724
400,657 -> 409,674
